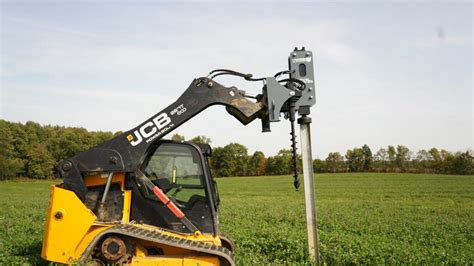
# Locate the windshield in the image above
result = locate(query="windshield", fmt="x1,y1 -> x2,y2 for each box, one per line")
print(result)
134,142 -> 216,234
142,143 -> 207,205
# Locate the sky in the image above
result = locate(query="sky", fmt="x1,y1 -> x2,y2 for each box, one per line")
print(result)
0,1 -> 472,158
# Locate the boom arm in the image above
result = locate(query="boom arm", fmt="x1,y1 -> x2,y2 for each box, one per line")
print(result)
57,48 -> 316,201
57,77 -> 266,200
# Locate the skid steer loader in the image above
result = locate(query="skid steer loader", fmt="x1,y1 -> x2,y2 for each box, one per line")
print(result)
41,48 -> 316,265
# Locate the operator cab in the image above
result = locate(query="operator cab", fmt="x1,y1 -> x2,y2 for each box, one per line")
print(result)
128,140 -> 220,235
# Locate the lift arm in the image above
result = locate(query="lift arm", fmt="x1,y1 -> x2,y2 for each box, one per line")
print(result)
57,48 -> 315,202
57,77 -> 266,201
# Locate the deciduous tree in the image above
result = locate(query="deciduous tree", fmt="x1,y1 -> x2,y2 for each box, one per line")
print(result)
388,145 -> 396,170
449,152 -> 473,175
190,135 -> 212,144
374,148 -> 388,172
171,133 -> 185,141
325,152 -> 345,173
248,151 -> 266,176
345,148 -> 365,172
362,144 -> 373,171
0,121 -> 25,179
265,149 -> 294,175
396,145 -> 411,171
211,143 -> 248,177
312,159 -> 326,173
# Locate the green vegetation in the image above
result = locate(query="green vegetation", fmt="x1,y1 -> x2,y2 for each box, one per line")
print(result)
1,173 -> 473,264
220,173 -> 474,264
0,180 -> 54,264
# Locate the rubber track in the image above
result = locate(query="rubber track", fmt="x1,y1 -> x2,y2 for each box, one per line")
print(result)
80,224 -> 235,266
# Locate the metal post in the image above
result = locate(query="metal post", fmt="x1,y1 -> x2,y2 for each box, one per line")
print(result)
101,172 -> 114,203
298,115 -> 320,263
97,172 -> 114,221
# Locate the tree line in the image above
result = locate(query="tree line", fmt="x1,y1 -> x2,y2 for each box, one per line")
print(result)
0,120 -> 472,180
0,120 -> 116,179
316,144 -> 473,175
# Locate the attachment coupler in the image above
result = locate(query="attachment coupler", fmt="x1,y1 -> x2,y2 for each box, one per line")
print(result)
260,47 -> 316,132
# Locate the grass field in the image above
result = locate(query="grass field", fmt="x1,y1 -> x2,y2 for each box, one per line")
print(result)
0,173 -> 473,264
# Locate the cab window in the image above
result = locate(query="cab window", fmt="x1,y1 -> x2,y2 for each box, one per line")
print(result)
143,143 -> 206,204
